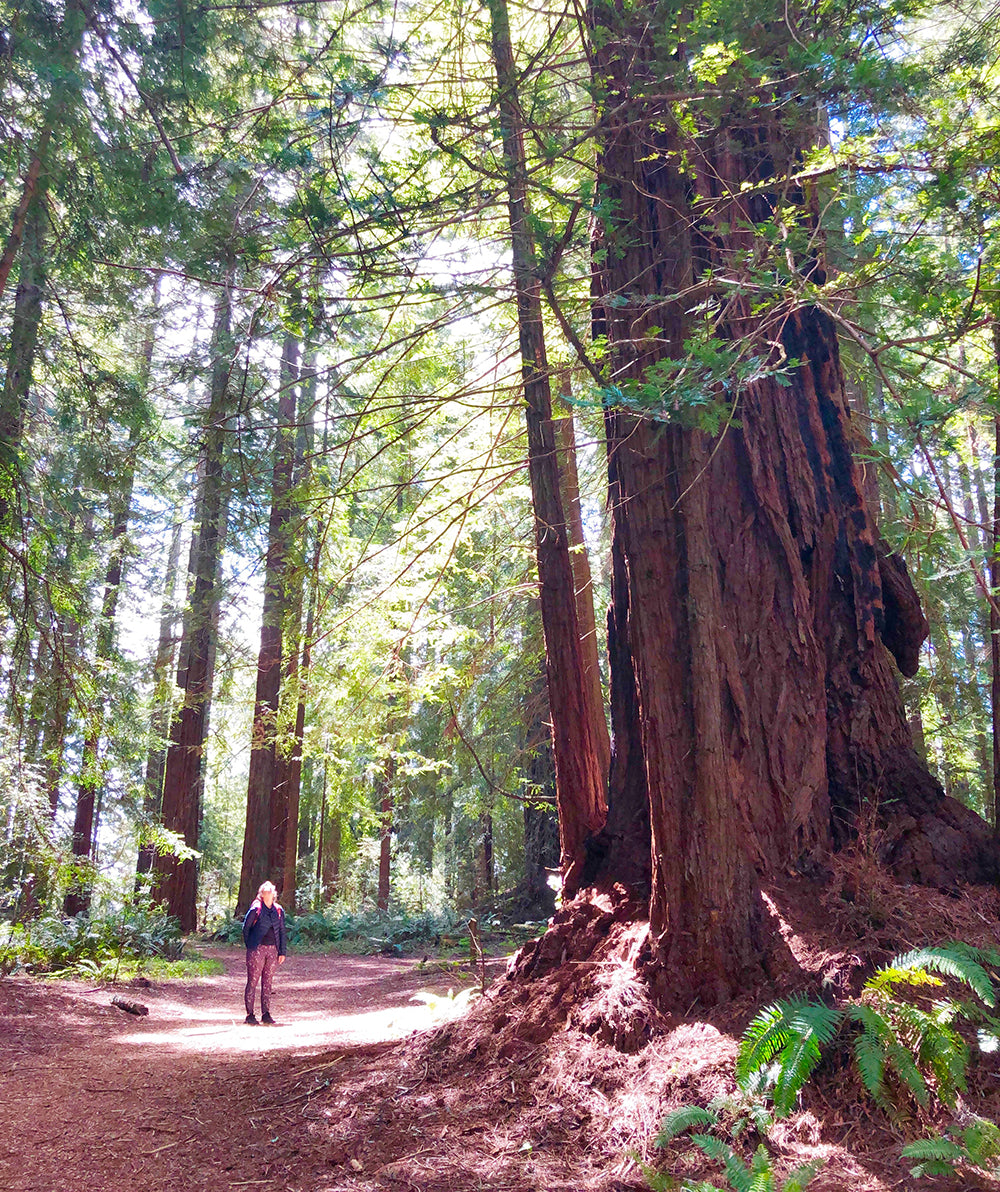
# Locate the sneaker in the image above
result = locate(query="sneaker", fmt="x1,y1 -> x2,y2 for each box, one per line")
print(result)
245,1013 -> 258,1025
261,1012 -> 276,1025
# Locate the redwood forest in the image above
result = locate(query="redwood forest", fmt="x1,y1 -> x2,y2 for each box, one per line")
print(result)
5,0 -> 1000,1187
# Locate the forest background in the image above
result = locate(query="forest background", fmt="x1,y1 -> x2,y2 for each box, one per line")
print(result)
1,0 -> 998,956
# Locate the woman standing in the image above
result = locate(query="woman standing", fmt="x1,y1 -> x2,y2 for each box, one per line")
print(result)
242,880 -> 287,1024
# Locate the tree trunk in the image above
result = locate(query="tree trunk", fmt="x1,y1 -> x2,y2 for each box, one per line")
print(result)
238,335 -> 300,910
277,350 -> 318,914
137,513 -> 185,882
377,754 -> 394,914
553,413 -> 611,785
969,418 -> 999,824
522,673 -> 559,911
153,268 -> 236,931
993,325 -> 1000,831
0,198 -> 46,467
66,293 -> 158,916
487,0 -> 608,894
576,4 -> 999,1005
0,0 -> 85,462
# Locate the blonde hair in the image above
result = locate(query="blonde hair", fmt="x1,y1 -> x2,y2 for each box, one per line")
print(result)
257,881 -> 277,900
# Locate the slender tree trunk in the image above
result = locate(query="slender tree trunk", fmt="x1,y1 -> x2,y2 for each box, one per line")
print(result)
153,268 -> 236,931
137,515 -> 184,881
969,418 -> 998,824
277,350 -> 318,914
66,295 -> 158,916
0,199 -> 46,466
553,413 -> 611,784
377,755 -> 394,913
486,0 -> 607,894
522,671 -> 559,909
238,335 -> 300,910
0,0 -> 85,450
993,325 -> 1000,830
955,451 -> 993,817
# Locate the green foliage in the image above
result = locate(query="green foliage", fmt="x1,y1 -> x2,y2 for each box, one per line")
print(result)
212,906 -> 464,953
650,944 -> 1000,1190
902,1117 -> 1000,1179
736,943 -> 999,1117
0,901 -> 182,976
657,1107 -> 722,1144
736,996 -> 842,1115
647,1121 -> 824,1192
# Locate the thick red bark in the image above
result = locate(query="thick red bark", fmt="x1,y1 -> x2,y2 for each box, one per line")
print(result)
581,4 -> 999,1005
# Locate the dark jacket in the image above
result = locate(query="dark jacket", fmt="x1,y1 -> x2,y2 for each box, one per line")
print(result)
242,898 -> 287,955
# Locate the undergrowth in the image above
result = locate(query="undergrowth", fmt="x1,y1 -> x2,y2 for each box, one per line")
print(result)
645,942 -> 1000,1189
212,906 -> 542,956
0,902 -> 183,977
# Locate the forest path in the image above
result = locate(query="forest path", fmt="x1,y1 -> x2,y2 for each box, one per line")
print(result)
0,945 -> 481,1192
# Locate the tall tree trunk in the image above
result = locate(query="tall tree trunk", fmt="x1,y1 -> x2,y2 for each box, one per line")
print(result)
522,672 -> 559,910
153,268 -> 236,931
276,350 -> 318,914
238,334 -> 300,910
574,3 -> 999,1005
65,294 -> 158,916
377,754 -> 394,914
0,0 -> 85,476
553,413 -> 611,784
0,199 -> 46,469
969,418 -> 999,824
486,0 -> 607,894
136,514 -> 184,882
993,324 -> 1000,831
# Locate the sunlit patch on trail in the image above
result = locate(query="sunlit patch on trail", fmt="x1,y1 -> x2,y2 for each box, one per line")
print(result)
114,1001 -> 452,1053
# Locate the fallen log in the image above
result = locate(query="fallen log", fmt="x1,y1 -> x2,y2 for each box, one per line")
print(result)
111,995 -> 149,1017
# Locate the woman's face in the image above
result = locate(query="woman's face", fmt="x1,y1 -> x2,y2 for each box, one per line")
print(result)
262,888 -> 275,907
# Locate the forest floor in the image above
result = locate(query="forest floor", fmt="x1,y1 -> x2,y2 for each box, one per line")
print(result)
5,868 -> 1000,1192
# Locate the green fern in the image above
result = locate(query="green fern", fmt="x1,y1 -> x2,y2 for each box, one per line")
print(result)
707,1091 -> 774,1138
656,1106 -> 720,1145
851,942 -> 995,1112
900,1135 -> 967,1178
690,1135 -> 753,1192
868,945 -> 997,1008
778,1161 -> 825,1192
736,996 -> 842,1115
902,1117 -> 1000,1179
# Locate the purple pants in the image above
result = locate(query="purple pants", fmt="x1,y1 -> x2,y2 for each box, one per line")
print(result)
245,944 -> 279,1016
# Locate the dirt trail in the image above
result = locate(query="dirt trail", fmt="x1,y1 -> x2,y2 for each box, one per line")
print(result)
0,946 -> 477,1192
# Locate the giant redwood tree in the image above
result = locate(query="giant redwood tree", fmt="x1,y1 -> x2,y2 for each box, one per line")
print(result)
518,0 -> 1000,1008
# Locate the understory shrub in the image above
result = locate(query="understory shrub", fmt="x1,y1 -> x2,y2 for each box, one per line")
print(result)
644,943 -> 1000,1190
0,901 -> 182,976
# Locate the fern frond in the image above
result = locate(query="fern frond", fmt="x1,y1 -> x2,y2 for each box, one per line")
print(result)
961,1116 -> 1000,1168
779,1159 -> 824,1192
737,997 -> 841,1114
749,1144 -> 776,1188
848,1004 -> 890,1106
656,1106 -> 719,1146
899,1136 -> 966,1162
907,1159 -> 960,1177
886,1038 -> 929,1107
737,1001 -> 795,1086
633,1152 -> 679,1191
866,966 -> 943,996
917,1015 -> 969,1106
690,1135 -> 752,1192
879,946 -> 996,1008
